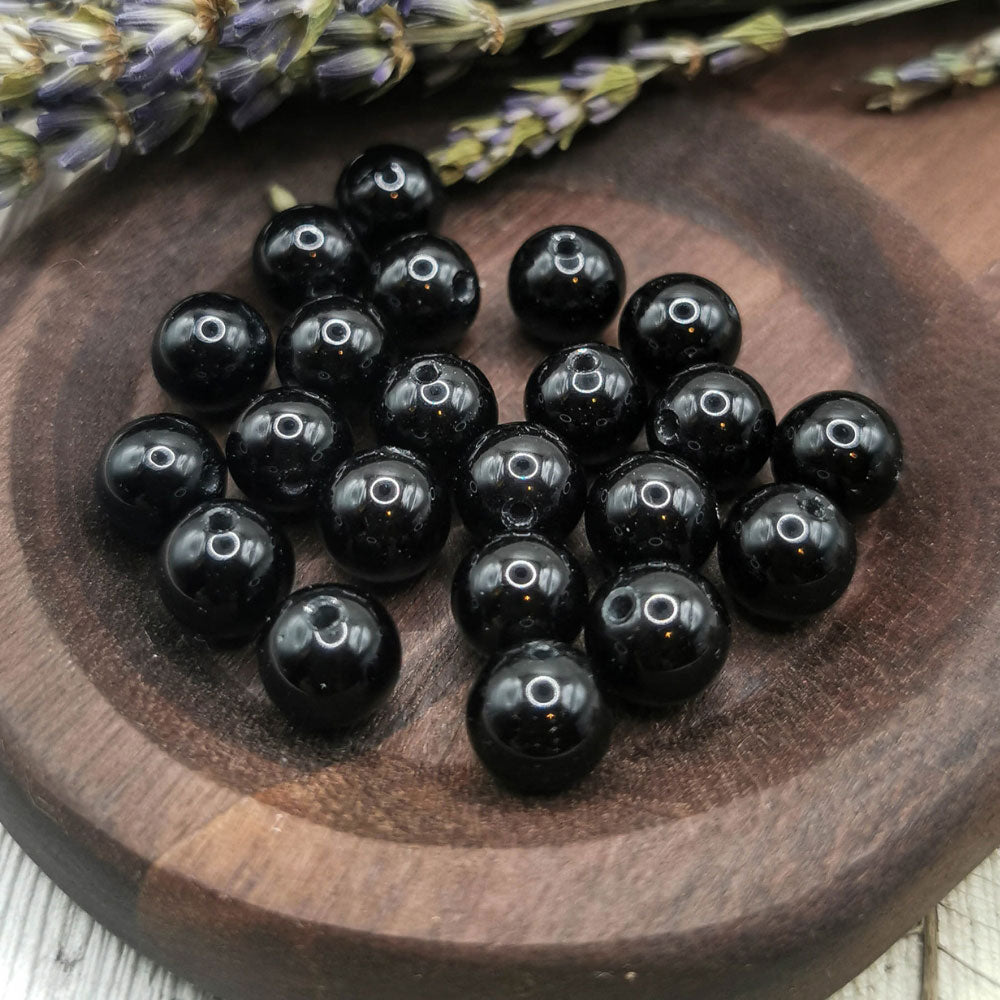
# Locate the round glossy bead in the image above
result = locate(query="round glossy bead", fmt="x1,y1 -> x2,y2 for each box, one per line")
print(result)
619,274 -> 741,384
226,388 -> 353,516
95,413 -> 227,546
771,391 -> 903,515
371,353 -> 498,475
718,483 -> 857,623
258,584 -> 401,731
451,533 -> 588,656
585,452 -> 719,570
369,234 -> 480,352
335,145 -> 446,249
151,292 -> 272,413
318,447 -> 450,584
523,343 -> 646,466
253,205 -> 368,311
158,500 -> 294,641
646,363 -> 776,495
454,422 -> 586,541
275,296 -> 396,408
585,563 -> 730,706
466,640 -> 613,794
508,225 -> 625,345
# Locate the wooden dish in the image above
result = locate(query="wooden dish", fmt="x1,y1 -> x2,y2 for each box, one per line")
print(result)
2,13 -> 1000,1000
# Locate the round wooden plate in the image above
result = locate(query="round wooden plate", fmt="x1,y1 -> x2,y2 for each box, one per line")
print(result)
3,15 -> 1000,1000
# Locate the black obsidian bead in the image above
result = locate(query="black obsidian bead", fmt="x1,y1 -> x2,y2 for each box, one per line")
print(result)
718,483 -> 857,623
335,145 -> 446,250
369,234 -> 480,352
454,422 -> 586,541
253,205 -> 368,311
646,363 -> 776,495
508,225 -> 625,345
451,533 -> 588,656
585,562 -> 730,707
585,452 -> 719,570
318,446 -> 450,584
523,343 -> 646,466
619,274 -> 742,385
371,353 -> 497,475
158,499 -> 294,641
226,388 -> 353,516
151,292 -> 272,413
275,296 -> 396,409
95,413 -> 227,547
258,583 -> 401,731
466,640 -> 613,794
772,391 -> 903,516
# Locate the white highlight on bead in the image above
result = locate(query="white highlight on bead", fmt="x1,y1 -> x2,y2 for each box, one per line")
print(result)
507,452 -> 540,480
776,513 -> 809,544
419,380 -> 451,406
321,318 -> 352,346
274,413 -> 304,440
551,231 -> 584,276
643,593 -> 679,626
207,531 -> 240,561
525,675 -> 560,709
504,559 -> 538,590
292,224 -> 325,251
640,480 -> 672,510
369,475 -> 401,506
375,161 -> 406,192
699,390 -> 731,418
668,297 -> 701,325
144,446 -> 176,470
195,315 -> 226,344
825,418 -> 862,449
407,254 -> 439,281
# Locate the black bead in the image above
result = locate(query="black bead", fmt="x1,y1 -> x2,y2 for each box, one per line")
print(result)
369,233 -> 480,352
335,145 -> 446,250
318,446 -> 451,584
718,483 -> 857,623
523,343 -> 646,467
585,452 -> 719,570
454,422 -> 586,541
95,413 -> 227,547
275,295 -> 396,409
466,640 -> 613,795
258,583 -> 401,731
507,225 -> 625,345
771,390 -> 903,515
646,363 -> 776,495
151,292 -> 272,413
371,352 -> 498,476
226,388 -> 353,516
253,205 -> 368,311
158,499 -> 294,641
585,562 -> 731,707
451,533 -> 588,656
619,274 -> 741,385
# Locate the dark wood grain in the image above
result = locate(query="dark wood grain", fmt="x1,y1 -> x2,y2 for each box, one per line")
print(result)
2,9 -> 1000,1000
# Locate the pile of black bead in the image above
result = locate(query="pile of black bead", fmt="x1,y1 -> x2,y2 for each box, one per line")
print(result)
95,144 -> 903,796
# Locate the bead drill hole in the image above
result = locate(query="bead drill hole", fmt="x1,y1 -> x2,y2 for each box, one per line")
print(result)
505,500 -> 534,525
570,350 -> 599,372
413,362 -> 440,384
606,590 -> 636,623
207,509 -> 236,532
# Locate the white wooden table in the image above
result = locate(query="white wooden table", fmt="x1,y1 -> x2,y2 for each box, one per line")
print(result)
2,820 -> 998,1000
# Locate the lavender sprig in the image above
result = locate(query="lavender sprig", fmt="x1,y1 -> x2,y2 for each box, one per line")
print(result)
0,122 -> 41,202
864,26 -> 1000,110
